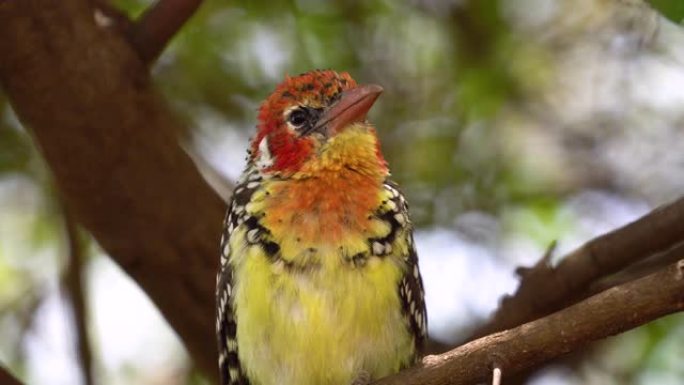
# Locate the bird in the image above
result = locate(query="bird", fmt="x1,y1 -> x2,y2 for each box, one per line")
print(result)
216,69 -> 427,385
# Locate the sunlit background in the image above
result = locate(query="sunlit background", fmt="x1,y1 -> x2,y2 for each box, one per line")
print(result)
2,0 -> 684,384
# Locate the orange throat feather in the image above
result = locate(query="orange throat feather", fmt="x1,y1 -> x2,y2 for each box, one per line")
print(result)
260,124 -> 388,247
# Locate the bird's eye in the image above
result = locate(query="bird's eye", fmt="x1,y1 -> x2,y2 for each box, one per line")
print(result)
288,108 -> 308,128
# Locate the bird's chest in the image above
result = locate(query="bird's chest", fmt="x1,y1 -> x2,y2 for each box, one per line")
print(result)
262,172 -> 380,241
230,240 -> 410,385
227,173 -> 414,385
248,172 -> 391,267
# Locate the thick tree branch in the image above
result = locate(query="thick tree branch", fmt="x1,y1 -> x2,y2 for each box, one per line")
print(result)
0,365 -> 23,385
0,0 -> 224,379
375,260 -> 684,385
471,196 -> 684,339
130,0 -> 204,64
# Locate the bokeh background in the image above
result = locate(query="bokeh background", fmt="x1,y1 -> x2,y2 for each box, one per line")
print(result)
2,0 -> 684,384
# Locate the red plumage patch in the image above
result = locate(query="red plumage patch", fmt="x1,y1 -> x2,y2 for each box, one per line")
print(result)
250,70 -> 358,174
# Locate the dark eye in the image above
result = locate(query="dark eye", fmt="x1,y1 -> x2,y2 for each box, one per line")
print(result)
288,108 -> 308,128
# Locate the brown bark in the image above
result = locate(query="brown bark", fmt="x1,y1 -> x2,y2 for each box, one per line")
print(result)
130,0 -> 204,64
374,259 -> 684,385
61,206 -> 94,385
0,365 -> 23,385
0,0 -> 225,379
590,240 -> 684,294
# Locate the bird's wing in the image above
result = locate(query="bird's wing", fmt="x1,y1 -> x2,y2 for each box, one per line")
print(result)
216,170 -> 263,385
381,180 -> 428,357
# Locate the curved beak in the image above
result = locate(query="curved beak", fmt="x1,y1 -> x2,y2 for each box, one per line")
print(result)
310,84 -> 383,137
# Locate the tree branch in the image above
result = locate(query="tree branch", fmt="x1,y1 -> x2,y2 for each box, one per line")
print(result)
61,205 -> 94,385
0,0 -> 224,379
0,365 -> 23,385
130,0 -> 204,64
375,259 -> 684,385
590,240 -> 684,294
471,196 -> 684,339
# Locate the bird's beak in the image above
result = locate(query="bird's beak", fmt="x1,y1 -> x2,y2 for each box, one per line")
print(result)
311,84 -> 383,137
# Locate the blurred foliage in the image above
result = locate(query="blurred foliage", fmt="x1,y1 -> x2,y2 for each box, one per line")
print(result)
3,0 -> 684,384
0,100 -> 67,380
647,0 -> 684,23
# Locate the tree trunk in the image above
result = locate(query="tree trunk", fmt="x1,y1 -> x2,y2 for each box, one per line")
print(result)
0,0 -> 225,379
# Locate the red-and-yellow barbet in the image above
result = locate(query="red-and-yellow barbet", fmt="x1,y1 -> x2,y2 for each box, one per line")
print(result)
216,70 -> 427,385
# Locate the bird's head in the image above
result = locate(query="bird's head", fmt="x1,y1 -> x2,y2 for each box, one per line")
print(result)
250,70 -> 388,178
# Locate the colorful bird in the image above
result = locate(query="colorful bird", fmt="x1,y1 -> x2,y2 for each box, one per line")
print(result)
216,70 -> 426,385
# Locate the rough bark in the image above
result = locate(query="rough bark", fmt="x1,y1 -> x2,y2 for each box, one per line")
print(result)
0,365 -> 23,385
0,0 -> 225,379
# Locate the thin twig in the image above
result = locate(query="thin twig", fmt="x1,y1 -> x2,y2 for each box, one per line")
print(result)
129,0 -> 204,64
374,259 -> 684,385
61,206 -> 94,385
590,240 -> 684,293
492,367 -> 502,385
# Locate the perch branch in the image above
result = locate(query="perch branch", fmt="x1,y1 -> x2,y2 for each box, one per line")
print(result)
375,259 -> 684,385
471,196 -> 684,339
